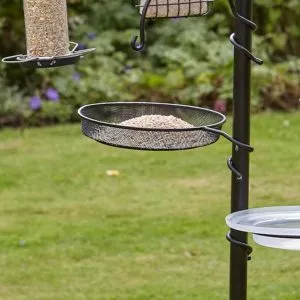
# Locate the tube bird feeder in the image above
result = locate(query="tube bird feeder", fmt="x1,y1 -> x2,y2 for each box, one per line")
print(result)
2,0 -> 94,68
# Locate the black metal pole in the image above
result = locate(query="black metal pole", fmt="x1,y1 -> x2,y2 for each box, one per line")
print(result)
230,1 -> 253,300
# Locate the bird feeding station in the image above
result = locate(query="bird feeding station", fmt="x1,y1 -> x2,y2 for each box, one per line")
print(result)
2,0 -> 94,68
2,1 -> 299,297
78,0 -> 300,299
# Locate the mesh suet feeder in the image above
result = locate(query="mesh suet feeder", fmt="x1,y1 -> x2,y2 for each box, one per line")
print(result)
132,0 -> 213,51
138,0 -> 213,18
2,0 -> 94,68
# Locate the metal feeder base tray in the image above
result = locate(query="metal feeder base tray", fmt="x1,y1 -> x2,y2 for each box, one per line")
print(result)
2,42 -> 95,68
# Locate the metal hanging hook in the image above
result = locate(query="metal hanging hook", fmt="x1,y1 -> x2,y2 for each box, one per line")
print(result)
227,156 -> 243,181
230,34 -> 263,65
131,35 -> 145,52
227,0 -> 263,65
228,0 -> 256,30
131,0 -> 152,51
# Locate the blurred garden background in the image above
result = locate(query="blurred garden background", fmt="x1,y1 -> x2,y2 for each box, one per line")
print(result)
1,1 -> 300,300
0,0 -> 300,127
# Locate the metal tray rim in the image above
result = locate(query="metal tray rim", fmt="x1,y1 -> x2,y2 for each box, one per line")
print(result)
78,102 -> 226,132
226,206 -> 300,237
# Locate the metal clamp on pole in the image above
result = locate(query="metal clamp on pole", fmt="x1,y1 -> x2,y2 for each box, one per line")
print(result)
201,127 -> 254,152
200,126 -> 254,182
226,232 -> 253,261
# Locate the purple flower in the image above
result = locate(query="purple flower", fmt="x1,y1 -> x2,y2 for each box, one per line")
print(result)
76,43 -> 86,50
213,100 -> 227,113
45,87 -> 59,102
29,96 -> 42,111
87,32 -> 96,40
72,72 -> 81,82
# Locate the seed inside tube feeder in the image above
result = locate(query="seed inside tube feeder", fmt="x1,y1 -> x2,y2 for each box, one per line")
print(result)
23,0 -> 70,57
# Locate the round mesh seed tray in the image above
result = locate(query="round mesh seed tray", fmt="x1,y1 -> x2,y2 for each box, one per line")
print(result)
78,102 -> 226,151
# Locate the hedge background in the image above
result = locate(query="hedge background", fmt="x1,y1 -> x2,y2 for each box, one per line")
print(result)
0,0 -> 299,126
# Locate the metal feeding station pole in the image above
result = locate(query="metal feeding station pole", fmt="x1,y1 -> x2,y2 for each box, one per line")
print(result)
4,0 -> 300,299
227,1 -> 262,299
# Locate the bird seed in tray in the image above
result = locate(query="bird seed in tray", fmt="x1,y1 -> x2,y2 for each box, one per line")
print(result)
119,114 -> 194,129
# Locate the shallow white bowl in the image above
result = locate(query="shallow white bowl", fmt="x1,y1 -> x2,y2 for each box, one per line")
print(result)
226,206 -> 300,251
226,206 -> 300,236
253,234 -> 300,251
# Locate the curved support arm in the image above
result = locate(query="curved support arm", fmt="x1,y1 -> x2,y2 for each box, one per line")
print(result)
227,156 -> 243,181
228,0 -> 256,30
230,34 -> 263,65
131,0 -> 151,51
228,0 -> 263,66
201,126 -> 254,152
226,232 -> 253,261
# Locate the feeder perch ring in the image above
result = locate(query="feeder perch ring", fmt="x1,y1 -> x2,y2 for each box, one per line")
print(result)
2,42 -> 95,68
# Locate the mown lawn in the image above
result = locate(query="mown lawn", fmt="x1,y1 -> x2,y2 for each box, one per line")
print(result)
1,112 -> 300,300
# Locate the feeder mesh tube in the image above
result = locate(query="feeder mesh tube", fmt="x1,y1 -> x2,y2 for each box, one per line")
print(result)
140,0 -> 208,18
23,0 -> 70,57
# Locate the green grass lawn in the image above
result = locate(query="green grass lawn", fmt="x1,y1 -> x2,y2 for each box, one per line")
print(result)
1,112 -> 300,300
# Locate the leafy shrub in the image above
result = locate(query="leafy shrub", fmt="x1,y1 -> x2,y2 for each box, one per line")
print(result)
0,0 -> 299,126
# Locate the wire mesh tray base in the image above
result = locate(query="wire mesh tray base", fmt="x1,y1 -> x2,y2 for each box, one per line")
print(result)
78,102 -> 226,151
2,42 -> 95,68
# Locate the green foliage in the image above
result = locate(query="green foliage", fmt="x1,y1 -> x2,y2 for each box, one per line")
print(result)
0,0 -> 299,126
0,69 -> 26,126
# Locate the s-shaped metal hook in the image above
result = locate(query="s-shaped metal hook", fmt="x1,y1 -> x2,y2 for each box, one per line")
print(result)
131,0 -> 151,51
228,0 -> 263,65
